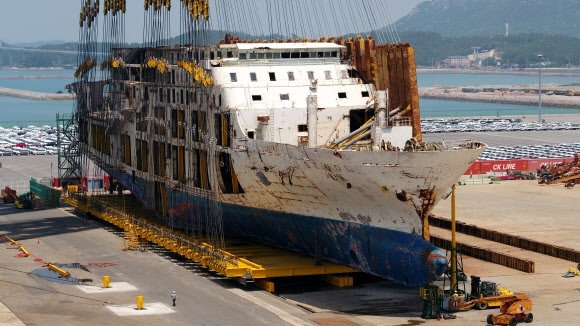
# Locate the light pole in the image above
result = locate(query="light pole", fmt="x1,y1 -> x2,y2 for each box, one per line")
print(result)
537,54 -> 543,123
50,162 -> 53,187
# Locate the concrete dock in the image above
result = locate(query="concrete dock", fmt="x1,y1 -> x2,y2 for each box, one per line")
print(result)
1,154 -> 580,325
0,87 -> 74,101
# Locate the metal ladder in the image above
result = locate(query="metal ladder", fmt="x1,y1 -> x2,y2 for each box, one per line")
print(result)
268,109 -> 275,142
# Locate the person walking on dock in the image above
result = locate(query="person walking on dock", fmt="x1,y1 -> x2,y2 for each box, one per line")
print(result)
171,291 -> 177,306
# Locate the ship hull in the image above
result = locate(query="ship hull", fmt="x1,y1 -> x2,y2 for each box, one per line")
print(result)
104,167 -> 446,286
99,141 -> 483,286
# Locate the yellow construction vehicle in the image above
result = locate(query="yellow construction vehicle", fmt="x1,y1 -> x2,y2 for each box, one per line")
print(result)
486,293 -> 533,325
470,276 -> 514,310
563,264 -> 580,278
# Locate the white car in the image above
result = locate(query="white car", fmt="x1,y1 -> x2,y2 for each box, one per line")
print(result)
28,146 -> 47,155
11,147 -> 30,155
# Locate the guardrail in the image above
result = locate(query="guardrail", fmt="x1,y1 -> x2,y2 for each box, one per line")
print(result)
0,179 -> 28,193
29,178 -> 61,207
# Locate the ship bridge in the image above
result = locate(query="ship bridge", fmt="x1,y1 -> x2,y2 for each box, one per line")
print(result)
215,42 -> 346,66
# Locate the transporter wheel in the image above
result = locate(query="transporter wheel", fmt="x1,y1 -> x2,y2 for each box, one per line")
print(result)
525,313 -> 533,323
487,314 -> 494,325
477,301 -> 489,310
509,316 -> 518,326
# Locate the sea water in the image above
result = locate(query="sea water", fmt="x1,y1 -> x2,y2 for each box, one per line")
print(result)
1,69 -> 579,127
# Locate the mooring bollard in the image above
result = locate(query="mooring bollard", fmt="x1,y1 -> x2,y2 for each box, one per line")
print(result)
103,275 -> 110,288
136,296 -> 144,310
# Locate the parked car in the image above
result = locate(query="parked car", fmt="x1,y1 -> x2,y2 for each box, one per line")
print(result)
11,147 -> 30,155
28,147 -> 47,155
0,148 -> 14,156
497,174 -> 519,180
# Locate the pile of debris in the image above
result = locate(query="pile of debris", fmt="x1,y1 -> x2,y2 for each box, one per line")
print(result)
538,153 -> 580,188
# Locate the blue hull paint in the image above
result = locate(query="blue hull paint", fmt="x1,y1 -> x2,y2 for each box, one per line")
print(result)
109,170 -> 446,286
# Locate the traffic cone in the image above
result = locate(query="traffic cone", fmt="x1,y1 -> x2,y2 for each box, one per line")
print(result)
37,240 -> 40,244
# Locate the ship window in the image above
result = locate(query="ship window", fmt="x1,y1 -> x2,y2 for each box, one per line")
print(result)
266,53 -> 273,59
331,51 -> 338,57
210,51 -> 215,60
269,72 -> 276,81
317,52 -> 324,58
288,71 -> 295,81
298,124 -> 308,132
324,71 -> 332,79
239,53 -> 247,59
340,70 -> 348,79
250,72 -> 257,81
250,53 -> 257,59
291,52 -> 300,59
172,88 -> 176,103
217,51 -> 222,58
338,92 -> 347,99
218,94 -> 222,107
280,93 -> 289,100
257,53 -> 265,59
361,91 -> 370,97
252,95 -> 262,101
300,52 -> 309,58
281,52 -> 290,59
159,88 -> 164,102
248,131 -> 255,139
273,52 -> 281,59
226,51 -> 233,58
180,89 -> 184,104
307,71 -> 314,79
323,52 -> 331,58
230,73 -> 237,82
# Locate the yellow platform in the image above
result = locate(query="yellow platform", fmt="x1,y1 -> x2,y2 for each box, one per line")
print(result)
63,194 -> 357,288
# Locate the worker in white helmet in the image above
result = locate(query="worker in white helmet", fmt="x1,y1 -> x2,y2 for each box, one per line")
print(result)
171,291 -> 177,306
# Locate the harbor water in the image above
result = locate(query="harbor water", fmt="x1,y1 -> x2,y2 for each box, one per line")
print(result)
0,69 -> 579,127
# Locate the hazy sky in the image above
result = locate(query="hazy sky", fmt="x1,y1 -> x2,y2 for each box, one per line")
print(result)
0,0 -> 424,44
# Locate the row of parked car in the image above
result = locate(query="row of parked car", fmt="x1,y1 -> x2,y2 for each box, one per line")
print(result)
422,118 -> 580,133
0,145 -> 60,156
479,143 -> 580,160
0,125 -> 67,156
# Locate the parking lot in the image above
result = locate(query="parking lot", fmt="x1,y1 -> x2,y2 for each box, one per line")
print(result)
422,117 -> 580,134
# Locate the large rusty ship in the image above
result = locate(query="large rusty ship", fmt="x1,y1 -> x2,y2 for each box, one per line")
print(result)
70,0 -> 485,286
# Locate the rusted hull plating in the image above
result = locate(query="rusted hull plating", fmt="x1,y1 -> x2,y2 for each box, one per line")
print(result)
102,140 -> 483,286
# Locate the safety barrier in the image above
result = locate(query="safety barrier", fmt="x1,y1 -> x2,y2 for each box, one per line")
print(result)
0,179 -> 28,194
29,178 -> 62,207
460,178 -> 496,185
430,214 -> 580,264
430,236 -> 535,273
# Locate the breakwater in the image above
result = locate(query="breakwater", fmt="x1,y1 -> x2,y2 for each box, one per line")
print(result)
0,87 -> 74,101
419,87 -> 580,109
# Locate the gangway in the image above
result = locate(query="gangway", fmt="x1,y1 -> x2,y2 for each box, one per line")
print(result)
62,193 -> 357,292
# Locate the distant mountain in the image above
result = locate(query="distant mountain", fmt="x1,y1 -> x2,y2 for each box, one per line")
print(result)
396,0 -> 580,39
11,41 -> 69,48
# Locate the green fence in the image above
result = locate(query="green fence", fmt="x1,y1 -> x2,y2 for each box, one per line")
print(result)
29,178 -> 62,207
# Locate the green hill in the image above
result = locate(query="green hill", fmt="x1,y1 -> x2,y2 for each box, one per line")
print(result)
396,0 -> 580,38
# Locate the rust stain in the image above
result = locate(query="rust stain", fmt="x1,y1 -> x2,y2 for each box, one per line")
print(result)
338,211 -> 357,222
356,214 -> 372,225
287,232 -> 297,244
416,186 -> 435,222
